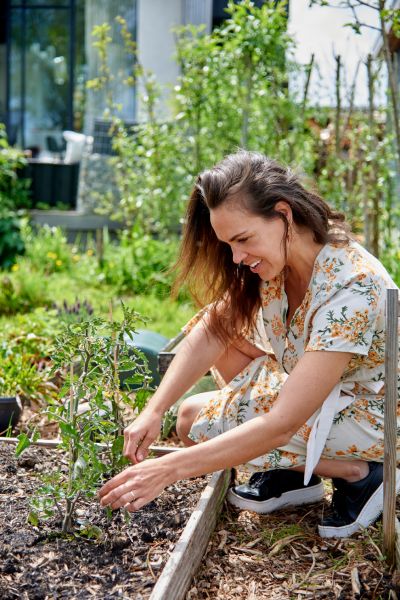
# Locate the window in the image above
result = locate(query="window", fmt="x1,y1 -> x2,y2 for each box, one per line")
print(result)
4,0 -> 86,152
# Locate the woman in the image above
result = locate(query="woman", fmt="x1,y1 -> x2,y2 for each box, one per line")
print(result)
100,151 -> 400,538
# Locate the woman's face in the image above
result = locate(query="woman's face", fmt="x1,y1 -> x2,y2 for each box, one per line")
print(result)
209,201 -> 289,281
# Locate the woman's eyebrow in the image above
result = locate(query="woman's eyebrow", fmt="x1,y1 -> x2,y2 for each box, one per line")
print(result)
228,231 -> 249,242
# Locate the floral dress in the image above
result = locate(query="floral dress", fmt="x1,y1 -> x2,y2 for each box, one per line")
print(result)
186,241 -> 400,482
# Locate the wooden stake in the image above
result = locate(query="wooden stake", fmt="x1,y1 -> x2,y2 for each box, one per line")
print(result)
383,289 -> 399,569
334,54 -> 342,157
301,53 -> 315,118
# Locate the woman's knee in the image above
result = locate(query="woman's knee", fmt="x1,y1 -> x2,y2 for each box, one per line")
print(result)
176,394 -> 206,443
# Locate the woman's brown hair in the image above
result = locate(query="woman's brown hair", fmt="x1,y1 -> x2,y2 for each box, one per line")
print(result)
174,150 -> 350,345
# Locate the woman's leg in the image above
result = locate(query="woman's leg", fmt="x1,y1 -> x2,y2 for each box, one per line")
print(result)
292,459 -> 370,482
177,340 -> 267,445
176,393 -> 211,446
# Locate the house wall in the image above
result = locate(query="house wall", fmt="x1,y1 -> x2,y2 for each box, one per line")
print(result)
136,0 -> 212,121
136,0 -> 182,121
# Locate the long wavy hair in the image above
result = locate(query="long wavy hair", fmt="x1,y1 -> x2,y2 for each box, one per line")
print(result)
173,150 -> 350,345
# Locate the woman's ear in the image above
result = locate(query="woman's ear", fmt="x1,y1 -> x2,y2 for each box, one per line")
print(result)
274,201 -> 292,224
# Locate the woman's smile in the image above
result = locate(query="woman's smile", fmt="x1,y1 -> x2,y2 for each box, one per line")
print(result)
249,259 -> 262,273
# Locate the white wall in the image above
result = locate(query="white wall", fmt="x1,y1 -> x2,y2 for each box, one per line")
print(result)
136,0 -> 212,121
136,0 -> 182,121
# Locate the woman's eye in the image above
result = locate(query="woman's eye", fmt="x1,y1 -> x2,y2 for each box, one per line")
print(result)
237,237 -> 249,243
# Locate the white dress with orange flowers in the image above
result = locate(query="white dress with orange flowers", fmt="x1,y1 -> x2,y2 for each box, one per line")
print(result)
186,241 -> 400,482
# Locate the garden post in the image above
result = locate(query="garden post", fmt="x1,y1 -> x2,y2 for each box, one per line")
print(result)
383,288 -> 399,568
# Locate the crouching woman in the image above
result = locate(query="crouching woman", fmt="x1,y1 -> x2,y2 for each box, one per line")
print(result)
100,150 -> 400,538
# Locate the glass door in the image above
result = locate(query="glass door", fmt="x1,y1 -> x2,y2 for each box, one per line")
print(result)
6,0 -> 84,154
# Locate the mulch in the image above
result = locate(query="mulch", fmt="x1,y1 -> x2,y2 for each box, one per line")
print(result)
3,412 -> 400,599
0,444 -> 207,600
187,481 -> 400,599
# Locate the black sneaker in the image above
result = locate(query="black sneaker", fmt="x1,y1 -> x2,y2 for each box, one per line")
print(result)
227,470 -> 325,514
318,462 -> 400,538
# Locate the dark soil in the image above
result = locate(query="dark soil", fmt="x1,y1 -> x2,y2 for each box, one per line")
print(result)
0,444 -> 207,599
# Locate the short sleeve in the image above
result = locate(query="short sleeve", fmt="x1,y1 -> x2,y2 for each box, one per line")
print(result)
306,274 -> 385,356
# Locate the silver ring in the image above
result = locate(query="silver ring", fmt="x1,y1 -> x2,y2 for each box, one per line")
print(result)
130,491 -> 136,503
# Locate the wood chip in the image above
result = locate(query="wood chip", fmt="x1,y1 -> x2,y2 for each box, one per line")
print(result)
230,546 -> 264,556
246,580 -> 258,600
245,536 -> 262,548
351,566 -> 361,597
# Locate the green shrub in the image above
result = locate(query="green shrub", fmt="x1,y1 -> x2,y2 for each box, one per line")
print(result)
0,123 -> 30,211
0,213 -> 25,269
0,308 -> 59,363
98,227 -> 181,297
0,353 -> 57,408
0,261 -> 50,315
22,224 -> 78,274
0,124 -> 30,269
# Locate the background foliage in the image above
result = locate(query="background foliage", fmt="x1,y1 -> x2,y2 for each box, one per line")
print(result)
88,0 -> 399,267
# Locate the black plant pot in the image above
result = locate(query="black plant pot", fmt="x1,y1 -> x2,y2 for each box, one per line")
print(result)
0,396 -> 22,433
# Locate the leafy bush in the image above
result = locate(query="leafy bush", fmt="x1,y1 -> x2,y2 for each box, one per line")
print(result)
0,309 -> 59,410
0,214 -> 26,269
98,227 -> 181,297
0,308 -> 59,366
0,123 -> 30,211
0,124 -> 30,269
22,224 -> 78,274
0,261 -> 50,315
90,2 -> 301,232
0,354 -> 57,409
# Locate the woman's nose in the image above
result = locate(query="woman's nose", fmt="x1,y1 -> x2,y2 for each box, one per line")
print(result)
232,247 -> 247,265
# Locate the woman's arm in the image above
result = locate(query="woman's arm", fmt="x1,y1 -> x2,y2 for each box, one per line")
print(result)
100,350 -> 353,510
123,315 -> 227,462
145,317 -> 226,416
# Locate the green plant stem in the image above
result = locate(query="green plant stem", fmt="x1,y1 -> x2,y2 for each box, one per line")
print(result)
62,364 -> 78,533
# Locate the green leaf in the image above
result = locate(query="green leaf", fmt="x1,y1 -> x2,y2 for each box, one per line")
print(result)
27,511 -> 39,527
15,431 -> 37,457
111,434 -> 124,456
59,422 -> 79,438
79,524 -> 103,540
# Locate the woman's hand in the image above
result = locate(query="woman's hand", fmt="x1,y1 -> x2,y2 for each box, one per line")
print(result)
123,409 -> 163,464
99,457 -> 174,512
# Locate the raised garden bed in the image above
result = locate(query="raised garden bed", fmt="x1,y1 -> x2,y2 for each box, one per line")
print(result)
0,442 -> 230,600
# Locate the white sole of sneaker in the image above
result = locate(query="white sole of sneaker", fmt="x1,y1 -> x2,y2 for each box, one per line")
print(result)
227,482 -> 325,514
318,468 -> 400,539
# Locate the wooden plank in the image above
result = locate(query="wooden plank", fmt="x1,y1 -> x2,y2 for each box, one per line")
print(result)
383,288 -> 399,569
0,437 -> 180,456
158,332 -> 186,375
150,468 -> 231,600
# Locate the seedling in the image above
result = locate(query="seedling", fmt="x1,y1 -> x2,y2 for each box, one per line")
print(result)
17,303 -> 153,533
